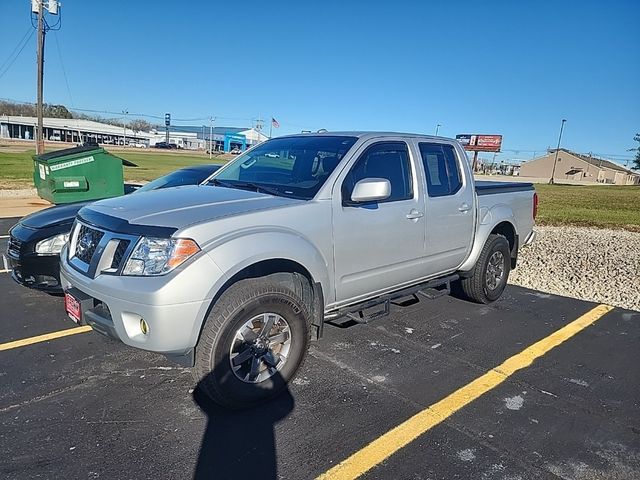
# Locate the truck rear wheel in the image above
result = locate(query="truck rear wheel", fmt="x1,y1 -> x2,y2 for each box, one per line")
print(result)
193,276 -> 310,409
460,234 -> 511,304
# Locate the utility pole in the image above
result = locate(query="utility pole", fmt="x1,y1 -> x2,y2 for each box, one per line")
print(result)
472,151 -> 479,172
435,124 -> 441,136
122,109 -> 128,146
35,1 -> 45,155
549,119 -> 567,185
32,0 -> 60,154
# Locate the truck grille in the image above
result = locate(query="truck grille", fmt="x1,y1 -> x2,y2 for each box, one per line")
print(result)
7,236 -> 22,256
68,221 -> 139,278
110,239 -> 130,269
74,224 -> 104,264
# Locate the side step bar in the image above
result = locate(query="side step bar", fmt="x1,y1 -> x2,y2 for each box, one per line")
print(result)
326,274 -> 458,326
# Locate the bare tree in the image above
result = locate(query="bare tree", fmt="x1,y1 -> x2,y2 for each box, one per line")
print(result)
129,119 -> 152,134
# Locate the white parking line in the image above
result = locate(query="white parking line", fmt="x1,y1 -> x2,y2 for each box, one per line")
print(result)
0,235 -> 9,239
0,269 -> 11,274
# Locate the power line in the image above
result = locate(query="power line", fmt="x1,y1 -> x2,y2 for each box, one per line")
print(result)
1,94 -> 634,156
52,31 -> 74,107
0,26 -> 33,73
0,28 -> 35,81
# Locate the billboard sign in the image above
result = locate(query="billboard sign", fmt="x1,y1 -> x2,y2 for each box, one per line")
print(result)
456,134 -> 502,152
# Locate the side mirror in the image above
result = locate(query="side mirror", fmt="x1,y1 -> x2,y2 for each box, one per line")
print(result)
350,178 -> 391,203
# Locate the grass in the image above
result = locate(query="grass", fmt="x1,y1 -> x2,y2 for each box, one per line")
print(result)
0,147 -> 227,188
111,151 -> 226,182
1,146 -> 639,231
534,184 -> 640,232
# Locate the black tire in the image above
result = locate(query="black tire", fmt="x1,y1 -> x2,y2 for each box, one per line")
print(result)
193,275 -> 310,410
459,234 -> 511,304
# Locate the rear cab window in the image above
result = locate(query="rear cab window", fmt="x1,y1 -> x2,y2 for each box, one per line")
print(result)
418,142 -> 462,197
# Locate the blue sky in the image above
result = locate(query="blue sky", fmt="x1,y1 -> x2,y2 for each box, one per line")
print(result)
1,0 -> 638,164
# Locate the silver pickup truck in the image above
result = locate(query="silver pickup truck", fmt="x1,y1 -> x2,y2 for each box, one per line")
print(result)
60,132 -> 537,408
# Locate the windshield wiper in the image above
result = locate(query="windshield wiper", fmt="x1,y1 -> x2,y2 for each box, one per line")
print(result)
209,178 -> 237,189
209,179 -> 286,198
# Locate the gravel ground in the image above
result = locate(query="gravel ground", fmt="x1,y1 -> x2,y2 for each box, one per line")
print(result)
510,225 -> 640,311
0,188 -> 37,198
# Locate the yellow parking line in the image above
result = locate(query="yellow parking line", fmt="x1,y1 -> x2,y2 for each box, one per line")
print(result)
0,326 -> 92,352
317,303 -> 614,480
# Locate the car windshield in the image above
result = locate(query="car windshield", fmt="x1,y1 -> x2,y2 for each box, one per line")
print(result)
208,135 -> 358,200
135,168 -> 213,193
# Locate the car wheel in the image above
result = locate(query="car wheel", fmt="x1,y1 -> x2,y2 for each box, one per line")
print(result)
459,234 -> 511,304
193,275 -> 310,409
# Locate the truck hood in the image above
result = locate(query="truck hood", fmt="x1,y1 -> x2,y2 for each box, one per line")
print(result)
79,185 -> 302,231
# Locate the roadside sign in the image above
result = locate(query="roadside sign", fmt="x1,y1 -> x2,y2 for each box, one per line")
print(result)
456,134 -> 502,152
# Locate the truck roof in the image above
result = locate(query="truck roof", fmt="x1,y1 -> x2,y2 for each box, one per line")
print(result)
278,131 -> 456,142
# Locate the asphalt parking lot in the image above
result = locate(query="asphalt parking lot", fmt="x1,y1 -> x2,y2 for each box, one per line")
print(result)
1,216 -> 639,480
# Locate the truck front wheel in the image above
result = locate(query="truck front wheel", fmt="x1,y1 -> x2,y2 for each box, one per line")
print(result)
193,276 -> 310,409
460,234 -> 511,304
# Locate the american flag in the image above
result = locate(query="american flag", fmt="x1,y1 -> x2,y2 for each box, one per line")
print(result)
271,117 -> 280,128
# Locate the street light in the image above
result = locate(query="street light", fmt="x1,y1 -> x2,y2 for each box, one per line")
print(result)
435,124 -> 442,136
209,116 -> 215,160
549,119 -> 567,185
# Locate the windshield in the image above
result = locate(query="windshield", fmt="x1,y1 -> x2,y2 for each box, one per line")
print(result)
135,167 -> 215,193
209,135 -> 358,200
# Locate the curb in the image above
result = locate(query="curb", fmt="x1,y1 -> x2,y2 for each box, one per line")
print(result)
0,188 -> 38,199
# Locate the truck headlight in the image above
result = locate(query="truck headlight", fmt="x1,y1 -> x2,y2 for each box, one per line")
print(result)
35,233 -> 70,254
122,237 -> 200,276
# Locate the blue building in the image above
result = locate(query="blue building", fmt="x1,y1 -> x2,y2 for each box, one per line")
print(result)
168,125 -> 268,152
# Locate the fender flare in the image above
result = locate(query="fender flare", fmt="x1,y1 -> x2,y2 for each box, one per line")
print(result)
458,203 -> 518,272
184,227 -> 332,348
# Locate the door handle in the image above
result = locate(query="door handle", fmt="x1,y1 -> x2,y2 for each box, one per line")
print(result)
458,203 -> 471,213
406,210 -> 424,220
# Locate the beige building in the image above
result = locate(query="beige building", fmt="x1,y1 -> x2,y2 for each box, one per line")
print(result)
520,149 -> 640,185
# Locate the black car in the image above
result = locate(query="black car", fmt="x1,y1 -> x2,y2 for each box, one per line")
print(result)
5,164 -> 220,293
153,141 -> 178,149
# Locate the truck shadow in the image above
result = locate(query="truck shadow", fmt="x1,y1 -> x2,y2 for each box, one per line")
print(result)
192,361 -> 294,480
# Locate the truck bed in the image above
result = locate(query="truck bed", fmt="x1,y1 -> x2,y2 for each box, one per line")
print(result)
474,180 -> 535,195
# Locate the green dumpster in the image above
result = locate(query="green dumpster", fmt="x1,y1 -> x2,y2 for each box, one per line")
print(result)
33,145 -> 137,204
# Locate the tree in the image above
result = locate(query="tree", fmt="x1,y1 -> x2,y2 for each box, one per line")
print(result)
0,100 -> 72,119
633,133 -> 640,170
43,103 -> 73,119
128,119 -> 152,134
0,100 -> 36,116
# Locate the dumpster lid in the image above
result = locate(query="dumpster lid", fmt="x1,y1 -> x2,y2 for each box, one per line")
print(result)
37,145 -> 137,167
115,156 -> 138,167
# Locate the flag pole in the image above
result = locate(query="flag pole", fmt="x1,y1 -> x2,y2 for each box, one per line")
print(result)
269,119 -> 273,139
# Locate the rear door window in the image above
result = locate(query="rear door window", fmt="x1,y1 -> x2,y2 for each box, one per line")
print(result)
419,143 -> 462,197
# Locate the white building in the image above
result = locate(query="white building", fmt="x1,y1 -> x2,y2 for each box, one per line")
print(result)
147,129 -> 200,149
0,115 -> 152,146
0,115 -> 270,152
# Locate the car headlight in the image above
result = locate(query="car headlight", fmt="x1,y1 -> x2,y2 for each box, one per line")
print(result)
122,237 -> 200,276
36,233 -> 70,254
